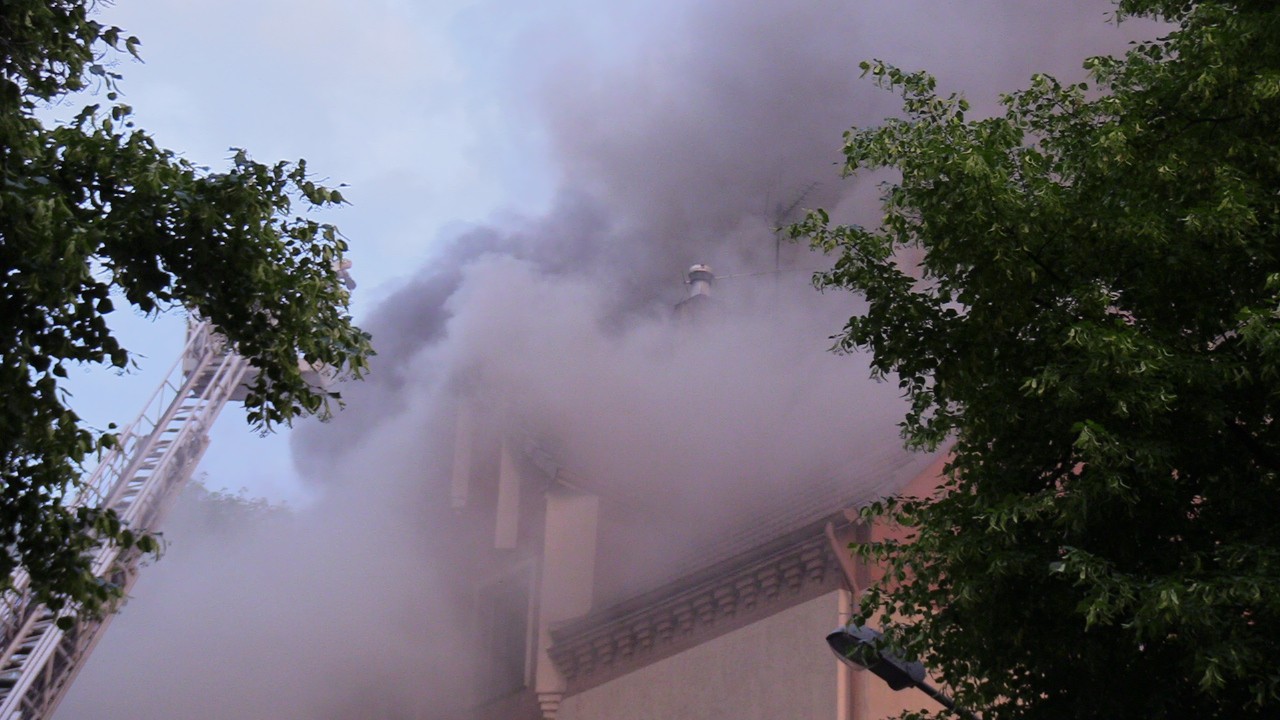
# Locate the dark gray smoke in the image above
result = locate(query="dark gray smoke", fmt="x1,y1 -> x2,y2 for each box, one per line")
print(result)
58,2 -> 1159,718
291,0 -> 1155,470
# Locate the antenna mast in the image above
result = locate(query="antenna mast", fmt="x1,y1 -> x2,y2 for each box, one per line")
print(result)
772,182 -> 819,280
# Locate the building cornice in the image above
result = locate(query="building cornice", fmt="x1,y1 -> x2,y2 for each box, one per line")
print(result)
546,516 -> 848,695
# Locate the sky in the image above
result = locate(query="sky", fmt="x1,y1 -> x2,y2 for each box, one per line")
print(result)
70,0 -> 559,503
50,1 -> 1167,718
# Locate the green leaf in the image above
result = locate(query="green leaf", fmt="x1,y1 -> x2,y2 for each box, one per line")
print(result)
793,3 -> 1280,716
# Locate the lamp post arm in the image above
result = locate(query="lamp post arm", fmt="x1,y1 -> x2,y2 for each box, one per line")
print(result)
913,678 -> 980,720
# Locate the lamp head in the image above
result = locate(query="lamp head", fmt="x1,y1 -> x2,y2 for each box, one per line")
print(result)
826,625 -> 926,691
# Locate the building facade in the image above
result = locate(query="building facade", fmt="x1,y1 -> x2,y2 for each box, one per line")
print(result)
445,391 -> 946,720
441,270 -> 949,720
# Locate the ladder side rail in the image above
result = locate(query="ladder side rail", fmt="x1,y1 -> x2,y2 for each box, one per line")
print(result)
35,410 -> 218,716
0,324 -> 216,649
0,577 -> 35,650
0,322 -> 242,719
71,318 -> 215,511
109,352 -> 246,532
0,606 -> 44,679
4,355 -> 248,720
17,561 -> 137,720
89,325 -> 222,512
90,352 -> 246,574
90,351 -> 220,527
93,368 -> 206,512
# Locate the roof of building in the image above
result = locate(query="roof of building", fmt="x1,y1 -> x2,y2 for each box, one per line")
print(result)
584,440 -> 940,610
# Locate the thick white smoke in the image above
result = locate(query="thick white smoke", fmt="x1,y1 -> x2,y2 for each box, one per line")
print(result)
58,2 -> 1160,718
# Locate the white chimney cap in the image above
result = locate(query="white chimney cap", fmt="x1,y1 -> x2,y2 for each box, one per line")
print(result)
687,264 -> 714,281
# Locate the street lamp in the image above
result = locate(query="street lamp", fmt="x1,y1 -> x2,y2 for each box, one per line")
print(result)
826,625 -> 979,720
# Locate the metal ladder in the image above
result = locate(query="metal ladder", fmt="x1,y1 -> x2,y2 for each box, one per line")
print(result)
0,319 -> 249,720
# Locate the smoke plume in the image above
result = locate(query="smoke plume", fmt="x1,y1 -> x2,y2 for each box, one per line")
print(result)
58,2 -> 1158,718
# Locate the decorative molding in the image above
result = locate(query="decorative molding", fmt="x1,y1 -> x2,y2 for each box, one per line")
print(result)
546,517 -> 847,695
538,691 -> 563,720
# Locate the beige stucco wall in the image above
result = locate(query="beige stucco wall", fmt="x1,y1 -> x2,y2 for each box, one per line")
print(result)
558,592 -> 841,720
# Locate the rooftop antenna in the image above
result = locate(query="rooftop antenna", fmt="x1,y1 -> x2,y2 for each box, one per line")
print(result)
772,182 -> 819,276
678,183 -> 821,310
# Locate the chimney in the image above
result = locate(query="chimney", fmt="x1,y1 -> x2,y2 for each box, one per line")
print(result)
675,264 -> 714,321
686,264 -> 714,297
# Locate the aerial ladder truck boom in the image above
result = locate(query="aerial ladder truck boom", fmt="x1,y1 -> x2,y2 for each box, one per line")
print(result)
0,319 -> 249,720
0,261 -> 355,719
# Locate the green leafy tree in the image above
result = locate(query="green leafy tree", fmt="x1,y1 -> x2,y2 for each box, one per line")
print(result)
793,1 -> 1280,717
1,1 -> 371,615
176,476 -> 292,534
